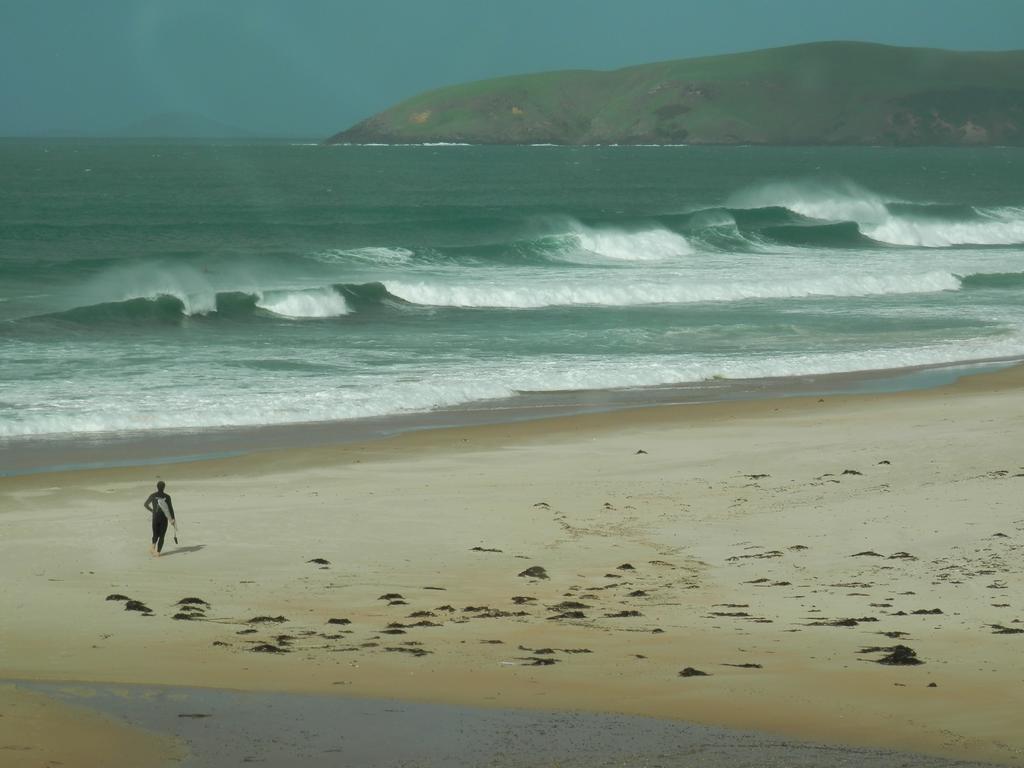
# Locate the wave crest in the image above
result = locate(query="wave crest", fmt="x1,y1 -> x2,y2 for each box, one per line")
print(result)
864,210 -> 1024,247
729,179 -> 890,226
959,271 -> 1024,290
308,246 -> 415,266
31,286 -> 358,326
566,223 -> 692,262
255,288 -> 349,318
728,179 -> 1024,247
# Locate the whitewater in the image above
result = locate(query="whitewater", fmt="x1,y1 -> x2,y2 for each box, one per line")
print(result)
2,142 -> 1023,442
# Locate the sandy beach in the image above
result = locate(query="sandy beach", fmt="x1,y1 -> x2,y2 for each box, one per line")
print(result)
2,365 -> 1023,766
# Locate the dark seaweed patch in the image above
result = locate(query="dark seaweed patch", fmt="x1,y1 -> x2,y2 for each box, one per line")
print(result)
517,566 -> 549,579
251,644 -> 288,654
679,667 -> 709,677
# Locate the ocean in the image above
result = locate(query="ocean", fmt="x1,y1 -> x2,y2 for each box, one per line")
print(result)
2,140 -> 1023,454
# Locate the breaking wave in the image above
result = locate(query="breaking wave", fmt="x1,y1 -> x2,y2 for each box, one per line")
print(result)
565,223 -> 693,261
728,180 -> 1024,247
865,210 -> 1024,247
255,288 -> 349,318
23,267 -> 1024,326
30,286 -> 361,326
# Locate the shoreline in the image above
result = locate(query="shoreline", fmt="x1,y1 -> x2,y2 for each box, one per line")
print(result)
6,679 -> 1002,768
2,355 -> 1019,477
2,362 -> 1023,765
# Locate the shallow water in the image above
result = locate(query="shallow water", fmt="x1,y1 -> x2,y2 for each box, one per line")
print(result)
18,681 -> 998,767
1,358 -> 1015,476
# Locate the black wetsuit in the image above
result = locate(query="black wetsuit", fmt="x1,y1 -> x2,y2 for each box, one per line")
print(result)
145,491 -> 175,552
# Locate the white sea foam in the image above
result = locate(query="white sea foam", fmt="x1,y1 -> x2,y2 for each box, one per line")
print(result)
568,223 -> 693,261
384,271 -> 961,309
729,179 -> 1024,247
864,211 -> 1024,247
5,331 -> 1024,439
255,288 -> 349,318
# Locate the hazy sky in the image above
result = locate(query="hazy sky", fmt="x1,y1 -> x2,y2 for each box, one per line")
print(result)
2,0 -> 1021,137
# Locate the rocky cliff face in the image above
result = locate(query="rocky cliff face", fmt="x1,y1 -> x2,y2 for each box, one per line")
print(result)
327,43 -> 1024,146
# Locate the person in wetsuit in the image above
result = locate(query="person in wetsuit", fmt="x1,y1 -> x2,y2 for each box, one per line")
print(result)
143,480 -> 176,557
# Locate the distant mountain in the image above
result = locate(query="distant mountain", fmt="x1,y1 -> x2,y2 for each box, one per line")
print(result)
120,112 -> 254,139
327,42 -> 1024,146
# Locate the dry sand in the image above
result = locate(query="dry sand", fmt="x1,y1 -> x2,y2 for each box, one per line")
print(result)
2,365 -> 1023,765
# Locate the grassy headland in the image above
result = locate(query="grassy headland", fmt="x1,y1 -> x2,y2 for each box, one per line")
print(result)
327,42 -> 1024,146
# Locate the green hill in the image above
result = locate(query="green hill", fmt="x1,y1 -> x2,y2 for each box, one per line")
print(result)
327,42 -> 1024,146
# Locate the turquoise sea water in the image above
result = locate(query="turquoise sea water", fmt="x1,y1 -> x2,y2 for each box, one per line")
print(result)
2,141 -> 1023,441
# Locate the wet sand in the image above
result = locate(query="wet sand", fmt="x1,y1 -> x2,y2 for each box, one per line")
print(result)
0,682 -> 176,768
2,364 -> 1023,765
11,680 -> 999,767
